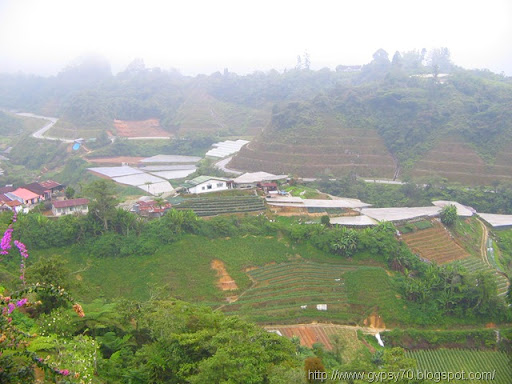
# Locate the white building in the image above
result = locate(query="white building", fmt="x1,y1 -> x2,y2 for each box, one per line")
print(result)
182,176 -> 230,194
52,198 -> 89,216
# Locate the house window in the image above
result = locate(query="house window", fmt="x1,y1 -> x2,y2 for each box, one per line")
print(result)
207,184 -> 212,190
202,186 -> 206,190
217,183 -> 224,187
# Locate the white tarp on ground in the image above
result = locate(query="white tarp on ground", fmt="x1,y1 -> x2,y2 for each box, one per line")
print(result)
148,169 -> 196,180
432,200 -> 475,217
360,206 -> 442,222
479,213 -> 512,228
330,215 -> 378,226
138,181 -> 174,195
140,155 -> 201,163
266,196 -> 370,209
233,172 -> 288,184
205,139 -> 250,158
88,166 -> 143,178
113,173 -> 166,187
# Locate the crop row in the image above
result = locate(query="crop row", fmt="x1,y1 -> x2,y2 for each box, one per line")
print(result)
402,224 -> 469,264
405,349 -> 511,384
453,258 -> 509,295
177,201 -> 265,209
179,196 -> 264,203
233,291 -> 348,307
249,266 -> 353,281
248,262 -> 354,275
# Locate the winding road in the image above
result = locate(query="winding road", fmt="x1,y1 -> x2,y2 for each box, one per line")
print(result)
476,217 -> 491,267
16,112 -> 74,143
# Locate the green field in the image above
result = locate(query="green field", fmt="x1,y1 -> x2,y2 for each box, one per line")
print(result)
222,261 -> 407,325
33,235 -> 296,303
29,234 -> 409,326
405,349 -> 512,384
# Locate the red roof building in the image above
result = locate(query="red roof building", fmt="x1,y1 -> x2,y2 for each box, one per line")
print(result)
52,198 -> 89,216
6,188 -> 42,205
133,200 -> 172,217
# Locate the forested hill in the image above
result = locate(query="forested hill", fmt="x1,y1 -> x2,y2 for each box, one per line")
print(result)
231,65 -> 512,184
1,50 -> 512,184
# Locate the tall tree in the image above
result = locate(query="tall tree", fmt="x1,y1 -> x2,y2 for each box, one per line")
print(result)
84,179 -> 119,232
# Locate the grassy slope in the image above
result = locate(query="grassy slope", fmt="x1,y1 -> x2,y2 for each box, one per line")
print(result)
30,234 -> 407,326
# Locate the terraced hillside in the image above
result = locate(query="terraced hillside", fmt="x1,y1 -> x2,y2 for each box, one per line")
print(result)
410,137 -> 512,185
265,324 -> 366,355
174,195 -> 266,216
453,257 -> 509,296
402,220 -> 470,264
229,114 -> 396,178
222,261 -> 405,325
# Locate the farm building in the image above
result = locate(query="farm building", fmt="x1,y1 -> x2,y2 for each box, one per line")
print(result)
181,176 -> 231,194
260,182 -> 278,194
38,180 -> 64,194
6,188 -> 43,206
205,140 -> 250,158
132,199 -> 172,218
432,200 -> 475,217
266,196 -> 370,209
360,206 -> 441,224
22,180 -> 63,201
478,213 -> 512,229
139,155 -> 202,164
330,215 -> 378,227
233,172 -> 288,189
52,198 -> 89,216
87,166 -> 174,196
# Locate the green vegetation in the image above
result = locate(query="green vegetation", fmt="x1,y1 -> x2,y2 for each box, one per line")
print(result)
2,50 -> 512,184
316,177 -> 512,213
174,196 -> 266,216
382,328 -> 499,349
405,349 -> 512,384
494,228 -> 512,274
223,263 -> 408,325
2,51 -> 512,381
440,205 -> 458,226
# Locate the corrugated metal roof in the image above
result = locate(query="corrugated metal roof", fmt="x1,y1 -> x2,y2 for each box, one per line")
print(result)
205,140 -> 250,158
140,155 -> 201,163
330,215 -> 378,226
183,175 -> 229,187
361,206 -> 441,222
113,173 -> 167,187
233,172 -> 288,184
138,181 -> 174,195
53,198 -> 89,208
88,166 -> 143,178
479,213 -> 512,228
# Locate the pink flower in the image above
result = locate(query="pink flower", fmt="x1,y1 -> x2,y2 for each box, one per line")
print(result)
16,298 -> 28,307
0,227 -> 13,254
7,303 -> 15,314
59,369 -> 70,376
14,240 -> 28,259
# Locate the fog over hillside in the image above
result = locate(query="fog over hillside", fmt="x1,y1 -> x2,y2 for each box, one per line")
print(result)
0,0 -> 511,76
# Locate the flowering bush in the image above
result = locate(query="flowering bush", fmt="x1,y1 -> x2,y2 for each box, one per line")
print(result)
0,211 -> 87,383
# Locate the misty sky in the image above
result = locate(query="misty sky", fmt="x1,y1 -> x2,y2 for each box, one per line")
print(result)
0,0 -> 511,76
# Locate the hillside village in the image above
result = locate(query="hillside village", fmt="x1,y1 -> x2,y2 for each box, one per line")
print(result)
1,50 -> 512,382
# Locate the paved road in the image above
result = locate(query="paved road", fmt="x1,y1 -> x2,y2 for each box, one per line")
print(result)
214,156 -> 243,175
16,112 -> 74,143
